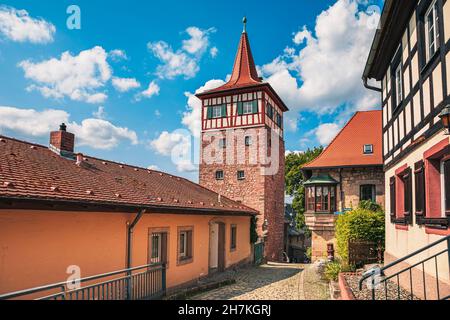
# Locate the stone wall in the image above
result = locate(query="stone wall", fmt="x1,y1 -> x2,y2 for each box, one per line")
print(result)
199,128 -> 285,262
306,166 -> 385,261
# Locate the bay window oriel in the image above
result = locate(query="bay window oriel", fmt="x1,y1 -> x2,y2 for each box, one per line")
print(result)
305,185 -> 337,213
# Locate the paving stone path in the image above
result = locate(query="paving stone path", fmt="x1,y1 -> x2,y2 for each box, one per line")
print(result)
191,262 -> 330,300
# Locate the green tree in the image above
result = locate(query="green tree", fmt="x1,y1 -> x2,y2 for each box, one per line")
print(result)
285,147 -> 323,231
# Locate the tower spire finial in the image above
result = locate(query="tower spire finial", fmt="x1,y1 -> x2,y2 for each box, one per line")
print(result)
242,16 -> 247,33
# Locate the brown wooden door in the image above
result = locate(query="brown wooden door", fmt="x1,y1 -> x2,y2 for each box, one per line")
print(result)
218,223 -> 226,272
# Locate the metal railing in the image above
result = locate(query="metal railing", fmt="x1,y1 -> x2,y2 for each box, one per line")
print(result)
359,235 -> 450,300
0,263 -> 166,300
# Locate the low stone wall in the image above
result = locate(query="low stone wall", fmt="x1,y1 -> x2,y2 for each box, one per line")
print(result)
338,273 -> 357,300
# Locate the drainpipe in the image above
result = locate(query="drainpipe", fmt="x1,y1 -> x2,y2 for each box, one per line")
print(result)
126,209 -> 145,300
127,209 -> 145,269
339,169 -> 344,212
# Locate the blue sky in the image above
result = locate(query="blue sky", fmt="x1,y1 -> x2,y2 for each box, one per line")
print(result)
0,0 -> 383,181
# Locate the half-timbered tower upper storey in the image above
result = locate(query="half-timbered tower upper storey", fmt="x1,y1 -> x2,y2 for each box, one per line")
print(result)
196,25 -> 288,138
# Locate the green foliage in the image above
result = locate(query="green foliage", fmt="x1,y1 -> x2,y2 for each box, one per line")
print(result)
358,200 -> 383,213
250,215 -> 258,244
285,147 -> 323,232
306,247 -> 312,260
335,207 -> 385,263
324,261 -> 342,282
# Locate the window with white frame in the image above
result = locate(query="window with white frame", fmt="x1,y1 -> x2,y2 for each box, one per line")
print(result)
395,62 -> 403,106
425,0 -> 440,62
212,105 -> 224,118
179,231 -> 188,258
364,144 -> 374,154
242,101 -> 254,114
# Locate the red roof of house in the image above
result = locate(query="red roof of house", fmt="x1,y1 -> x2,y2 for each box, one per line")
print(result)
303,111 -> 383,169
0,136 -> 257,215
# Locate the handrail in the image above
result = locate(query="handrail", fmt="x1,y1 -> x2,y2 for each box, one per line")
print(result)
0,263 -> 163,300
359,235 -> 450,289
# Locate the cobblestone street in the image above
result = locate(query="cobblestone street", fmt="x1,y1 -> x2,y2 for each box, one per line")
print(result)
191,263 -> 330,300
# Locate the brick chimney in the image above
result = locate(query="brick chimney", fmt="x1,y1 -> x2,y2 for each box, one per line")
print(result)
49,123 -> 75,155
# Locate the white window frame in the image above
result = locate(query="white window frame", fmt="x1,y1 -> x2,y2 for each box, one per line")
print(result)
245,136 -> 252,146
425,0 -> 440,62
364,144 -> 374,154
237,170 -> 245,180
212,105 -> 224,119
179,231 -> 187,258
441,160 -> 446,218
150,233 -> 162,264
215,170 -> 224,180
242,101 -> 254,115
395,62 -> 403,106
219,138 -> 226,149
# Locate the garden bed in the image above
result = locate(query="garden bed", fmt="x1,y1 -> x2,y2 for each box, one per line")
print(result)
342,273 -> 419,300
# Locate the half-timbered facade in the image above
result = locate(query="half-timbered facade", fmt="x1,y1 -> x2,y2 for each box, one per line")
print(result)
196,21 -> 288,261
363,0 -> 450,299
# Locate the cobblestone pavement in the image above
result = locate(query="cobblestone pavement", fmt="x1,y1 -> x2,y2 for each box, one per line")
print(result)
191,263 -> 306,300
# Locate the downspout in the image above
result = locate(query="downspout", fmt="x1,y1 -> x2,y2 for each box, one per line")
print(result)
127,209 -> 145,269
339,169 -> 344,212
126,209 -> 145,300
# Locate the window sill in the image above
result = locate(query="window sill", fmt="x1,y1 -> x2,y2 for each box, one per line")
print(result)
390,215 -> 413,226
230,248 -> 237,252
177,257 -> 193,266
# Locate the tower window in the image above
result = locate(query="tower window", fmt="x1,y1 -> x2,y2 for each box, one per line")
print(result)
237,171 -> 245,180
219,138 -> 226,149
207,104 -> 226,119
266,103 -> 274,119
215,170 -> 224,180
275,112 -> 282,127
363,144 -> 373,154
237,100 -> 258,115
245,136 -> 252,146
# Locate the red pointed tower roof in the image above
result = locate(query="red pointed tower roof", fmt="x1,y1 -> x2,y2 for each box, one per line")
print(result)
197,18 -> 288,111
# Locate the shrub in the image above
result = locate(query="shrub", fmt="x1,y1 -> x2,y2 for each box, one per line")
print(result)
306,247 -> 312,260
358,200 -> 383,213
335,208 -> 385,264
324,261 -> 342,282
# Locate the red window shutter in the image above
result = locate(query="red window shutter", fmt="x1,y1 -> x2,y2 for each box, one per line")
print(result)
414,161 -> 426,218
445,160 -> 450,215
390,176 -> 396,218
403,168 -> 412,217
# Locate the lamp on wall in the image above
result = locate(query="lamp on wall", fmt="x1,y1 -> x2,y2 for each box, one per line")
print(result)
439,105 -> 450,135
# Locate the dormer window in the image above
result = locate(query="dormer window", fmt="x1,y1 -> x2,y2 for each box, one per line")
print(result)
364,144 -> 374,154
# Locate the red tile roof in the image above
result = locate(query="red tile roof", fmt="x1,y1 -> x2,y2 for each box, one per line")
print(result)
0,136 -> 257,215
303,111 -> 383,169
204,31 -> 261,94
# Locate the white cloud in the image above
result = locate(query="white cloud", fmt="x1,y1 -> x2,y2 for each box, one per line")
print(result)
93,106 -> 106,119
112,77 -> 141,92
260,0 -> 380,115
182,27 -> 215,56
314,123 -> 341,145
108,49 -> 127,61
139,81 -> 160,99
0,6 -> 55,43
182,79 -> 225,137
148,26 -> 216,80
210,47 -> 218,58
147,165 -> 160,171
69,119 -> 138,150
149,79 -> 224,173
19,46 -> 112,104
0,106 -> 68,136
0,106 -> 138,150
150,131 -> 187,156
